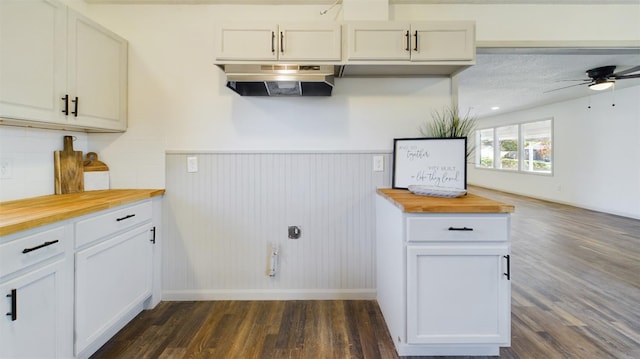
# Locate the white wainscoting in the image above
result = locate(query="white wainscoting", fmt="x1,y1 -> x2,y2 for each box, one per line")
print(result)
164,151 -> 392,300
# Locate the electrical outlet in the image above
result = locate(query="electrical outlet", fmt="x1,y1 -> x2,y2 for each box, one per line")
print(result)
373,155 -> 384,172
187,156 -> 198,173
0,159 -> 13,179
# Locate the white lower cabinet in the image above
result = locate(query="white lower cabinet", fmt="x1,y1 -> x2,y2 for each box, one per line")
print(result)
0,260 -> 67,358
73,198 -> 159,358
0,224 -> 74,359
0,195 -> 161,358
376,194 -> 511,356
407,245 -> 510,345
75,224 -> 153,355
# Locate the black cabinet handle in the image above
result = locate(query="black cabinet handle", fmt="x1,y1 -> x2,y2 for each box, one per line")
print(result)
504,255 -> 511,280
116,214 -> 136,222
22,240 -> 59,254
61,95 -> 69,115
71,96 -> 78,117
280,31 -> 284,53
413,30 -> 418,51
405,30 -> 410,51
448,226 -> 473,231
150,227 -> 156,244
271,31 -> 276,53
6,289 -> 16,321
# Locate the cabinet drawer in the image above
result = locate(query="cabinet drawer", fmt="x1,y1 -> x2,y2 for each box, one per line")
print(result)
75,201 -> 152,248
407,215 -> 508,242
0,226 -> 65,279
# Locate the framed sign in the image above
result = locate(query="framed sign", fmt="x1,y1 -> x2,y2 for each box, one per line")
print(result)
392,137 -> 467,190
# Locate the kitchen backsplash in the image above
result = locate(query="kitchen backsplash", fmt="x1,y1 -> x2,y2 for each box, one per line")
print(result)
0,126 -> 88,201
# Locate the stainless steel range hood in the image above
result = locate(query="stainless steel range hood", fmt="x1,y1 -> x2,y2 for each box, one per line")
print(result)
220,64 -> 336,96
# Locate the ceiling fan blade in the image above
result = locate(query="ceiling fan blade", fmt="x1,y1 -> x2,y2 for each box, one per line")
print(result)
613,73 -> 640,80
544,81 -> 591,93
612,65 -> 640,77
555,79 -> 590,82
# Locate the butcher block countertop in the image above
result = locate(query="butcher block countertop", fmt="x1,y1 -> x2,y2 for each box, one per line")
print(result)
377,188 -> 515,213
0,189 -> 165,237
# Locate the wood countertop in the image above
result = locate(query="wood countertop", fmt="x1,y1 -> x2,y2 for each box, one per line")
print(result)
377,188 -> 515,213
0,189 -> 165,237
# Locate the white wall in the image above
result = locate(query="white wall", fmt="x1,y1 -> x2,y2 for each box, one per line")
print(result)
468,85 -> 640,220
163,152 -> 391,299
0,127 -> 87,201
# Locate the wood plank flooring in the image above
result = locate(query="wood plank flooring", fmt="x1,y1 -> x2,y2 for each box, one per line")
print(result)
91,187 -> 640,358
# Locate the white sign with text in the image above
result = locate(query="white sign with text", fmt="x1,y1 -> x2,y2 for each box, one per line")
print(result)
392,137 -> 467,190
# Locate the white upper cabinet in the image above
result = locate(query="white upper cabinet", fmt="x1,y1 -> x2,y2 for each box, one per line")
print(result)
0,0 -> 127,132
411,22 -> 475,61
67,10 -> 128,131
347,22 -> 412,61
0,0 -> 67,125
347,21 -> 475,62
216,22 -> 342,62
216,23 -> 279,61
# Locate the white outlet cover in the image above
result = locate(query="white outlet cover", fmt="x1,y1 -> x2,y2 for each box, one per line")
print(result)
373,155 -> 384,172
187,156 -> 198,173
0,158 -> 13,179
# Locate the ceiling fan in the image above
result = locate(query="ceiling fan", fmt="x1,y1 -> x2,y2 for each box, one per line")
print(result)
547,65 -> 640,92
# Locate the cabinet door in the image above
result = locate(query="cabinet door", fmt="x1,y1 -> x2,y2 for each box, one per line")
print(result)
75,224 -> 153,354
67,10 -> 128,131
215,23 -> 279,61
0,260 -> 65,358
0,0 -> 67,124
346,22 -> 411,61
278,23 -> 341,61
411,22 -> 475,62
406,245 -> 510,345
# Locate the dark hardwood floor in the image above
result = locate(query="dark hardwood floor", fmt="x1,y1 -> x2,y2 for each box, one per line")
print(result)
92,187 -> 640,358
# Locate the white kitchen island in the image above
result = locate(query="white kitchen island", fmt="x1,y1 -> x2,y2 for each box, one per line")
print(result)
376,188 -> 515,356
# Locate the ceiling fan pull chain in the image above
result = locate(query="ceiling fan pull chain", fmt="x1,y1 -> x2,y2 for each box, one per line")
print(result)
611,82 -> 616,107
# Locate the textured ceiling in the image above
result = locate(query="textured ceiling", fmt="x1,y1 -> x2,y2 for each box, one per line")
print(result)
457,49 -> 640,118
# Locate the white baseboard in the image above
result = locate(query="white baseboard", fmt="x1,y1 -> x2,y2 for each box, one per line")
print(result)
162,288 -> 377,301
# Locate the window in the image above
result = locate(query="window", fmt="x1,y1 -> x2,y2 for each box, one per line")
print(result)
497,125 -> 518,170
522,120 -> 552,173
478,129 -> 494,168
475,118 -> 552,174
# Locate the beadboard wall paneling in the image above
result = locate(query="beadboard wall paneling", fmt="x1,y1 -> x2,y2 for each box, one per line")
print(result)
164,152 -> 392,300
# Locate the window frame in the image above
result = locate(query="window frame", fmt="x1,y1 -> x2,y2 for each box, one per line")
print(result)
474,118 -> 553,176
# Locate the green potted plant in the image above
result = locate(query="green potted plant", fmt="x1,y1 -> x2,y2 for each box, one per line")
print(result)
419,105 -> 477,162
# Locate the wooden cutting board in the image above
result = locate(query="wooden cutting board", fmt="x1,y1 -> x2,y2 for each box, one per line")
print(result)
54,136 -> 84,194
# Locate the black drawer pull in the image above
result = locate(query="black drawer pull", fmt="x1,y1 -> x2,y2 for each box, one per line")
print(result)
404,30 -> 410,51
271,31 -> 275,53
61,94 -> 69,115
116,214 -> 136,222
22,240 -> 59,254
6,289 -> 17,321
448,226 -> 473,231
504,255 -> 511,280
71,96 -> 78,117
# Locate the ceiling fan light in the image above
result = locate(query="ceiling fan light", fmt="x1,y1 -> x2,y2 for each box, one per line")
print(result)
589,80 -> 614,91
